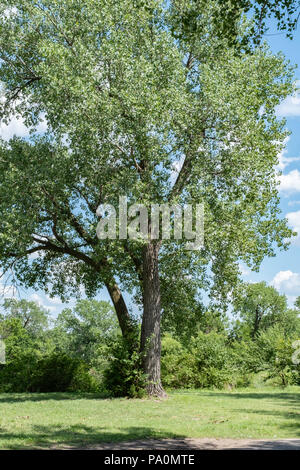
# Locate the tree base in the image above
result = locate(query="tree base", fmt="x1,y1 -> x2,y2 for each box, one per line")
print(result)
146,382 -> 168,398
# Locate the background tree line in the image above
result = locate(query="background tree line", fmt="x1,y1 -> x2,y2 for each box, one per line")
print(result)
0,0 -> 300,397
1,282 -> 299,396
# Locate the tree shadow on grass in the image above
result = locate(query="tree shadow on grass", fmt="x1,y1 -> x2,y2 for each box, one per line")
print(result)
231,407 -> 300,437
178,390 -> 300,406
174,389 -> 300,437
208,391 -> 300,437
1,390 -> 299,447
0,424 -> 185,449
2,390 -> 299,405
208,391 -> 299,410
0,392 -> 110,403
1,423 -> 300,450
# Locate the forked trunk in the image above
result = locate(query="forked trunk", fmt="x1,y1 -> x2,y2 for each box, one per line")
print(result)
106,280 -> 136,345
140,242 -> 166,397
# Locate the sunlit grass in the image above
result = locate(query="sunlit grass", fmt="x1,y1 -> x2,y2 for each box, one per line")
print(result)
0,386 -> 299,449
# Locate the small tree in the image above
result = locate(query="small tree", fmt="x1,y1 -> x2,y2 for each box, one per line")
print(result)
257,325 -> 300,386
54,299 -> 120,364
232,282 -> 297,339
0,298 -> 50,338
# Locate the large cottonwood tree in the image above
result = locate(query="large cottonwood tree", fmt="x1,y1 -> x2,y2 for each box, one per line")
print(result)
0,0 -> 296,395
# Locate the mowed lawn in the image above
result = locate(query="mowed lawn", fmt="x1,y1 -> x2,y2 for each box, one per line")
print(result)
0,387 -> 299,449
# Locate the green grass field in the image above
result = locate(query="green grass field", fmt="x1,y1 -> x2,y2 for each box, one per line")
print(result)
0,387 -> 299,449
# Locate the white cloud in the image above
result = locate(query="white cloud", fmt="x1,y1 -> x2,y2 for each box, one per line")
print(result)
44,305 -> 59,313
0,116 -> 31,140
45,294 -> 62,305
286,295 -> 298,306
276,137 -> 300,171
2,7 -> 18,19
29,293 -> 59,313
275,137 -> 300,194
271,271 -> 300,305
0,98 -> 47,141
279,169 -> 300,194
277,136 -> 289,171
239,263 -> 250,276
276,89 -> 300,117
29,293 -> 44,304
0,283 -> 17,298
271,270 -> 300,291
28,251 -> 40,260
287,200 -> 300,207
286,210 -> 300,245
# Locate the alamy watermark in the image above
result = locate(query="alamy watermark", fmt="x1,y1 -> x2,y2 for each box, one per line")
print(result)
292,340 -> 300,365
96,197 -> 204,250
0,339 -> 5,364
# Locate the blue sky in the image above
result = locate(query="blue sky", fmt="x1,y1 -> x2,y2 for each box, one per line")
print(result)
241,24 -> 300,307
1,24 -> 300,316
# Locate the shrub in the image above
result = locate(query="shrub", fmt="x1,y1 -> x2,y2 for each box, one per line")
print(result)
161,334 -> 198,388
161,332 -> 240,389
0,352 -> 98,392
103,336 -> 146,398
256,326 -> 300,386
190,331 -> 236,388
30,353 -> 99,392
0,351 -> 39,392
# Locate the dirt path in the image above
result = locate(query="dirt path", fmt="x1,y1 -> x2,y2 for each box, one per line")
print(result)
77,438 -> 300,450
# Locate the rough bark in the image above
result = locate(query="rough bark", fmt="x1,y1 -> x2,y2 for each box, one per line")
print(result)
106,280 -> 136,344
140,242 -> 166,397
252,305 -> 262,339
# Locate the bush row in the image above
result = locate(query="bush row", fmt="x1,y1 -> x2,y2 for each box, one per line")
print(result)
0,327 -> 299,394
161,329 -> 300,389
0,353 -> 98,393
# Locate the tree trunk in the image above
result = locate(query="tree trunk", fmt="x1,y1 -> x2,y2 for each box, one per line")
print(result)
140,242 -> 166,397
106,280 -> 136,344
252,306 -> 262,339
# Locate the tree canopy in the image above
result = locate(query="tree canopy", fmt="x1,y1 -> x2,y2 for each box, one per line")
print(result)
232,282 -> 300,339
53,299 -> 120,363
0,298 -> 50,337
0,0 -> 297,395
